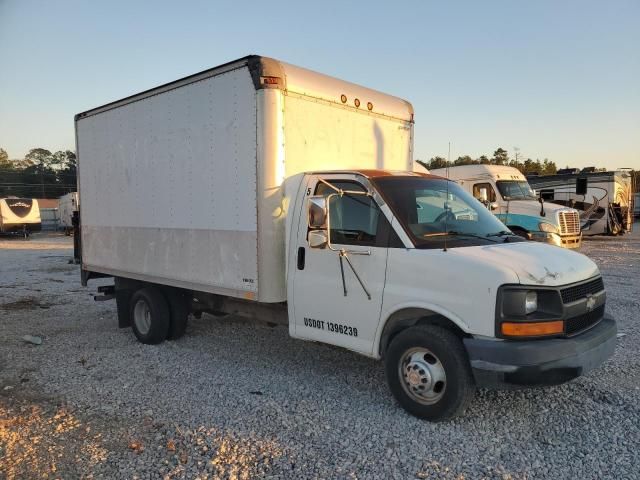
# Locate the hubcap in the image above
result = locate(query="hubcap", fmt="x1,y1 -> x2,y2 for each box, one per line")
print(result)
133,299 -> 152,335
399,347 -> 447,405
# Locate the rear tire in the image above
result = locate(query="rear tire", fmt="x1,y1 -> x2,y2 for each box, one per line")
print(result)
129,287 -> 170,344
164,288 -> 189,340
385,325 -> 475,421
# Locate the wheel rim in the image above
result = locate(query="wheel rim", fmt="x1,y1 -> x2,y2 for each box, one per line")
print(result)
398,347 -> 447,405
133,298 -> 152,335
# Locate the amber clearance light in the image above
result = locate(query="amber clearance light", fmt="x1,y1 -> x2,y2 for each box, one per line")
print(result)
501,320 -> 564,337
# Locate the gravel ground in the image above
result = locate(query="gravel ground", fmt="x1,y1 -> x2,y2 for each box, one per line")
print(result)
1,228 -> 639,479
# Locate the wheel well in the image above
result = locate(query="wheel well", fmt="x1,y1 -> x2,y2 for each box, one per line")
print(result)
379,308 -> 468,357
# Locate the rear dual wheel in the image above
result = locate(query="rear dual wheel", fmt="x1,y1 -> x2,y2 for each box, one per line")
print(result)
130,286 -> 189,344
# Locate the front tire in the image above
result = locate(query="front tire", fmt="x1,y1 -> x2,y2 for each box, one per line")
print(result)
130,287 -> 170,344
385,325 -> 475,421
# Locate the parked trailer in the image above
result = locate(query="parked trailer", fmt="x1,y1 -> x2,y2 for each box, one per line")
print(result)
39,208 -> 60,231
59,192 -> 79,235
430,165 -> 582,248
0,198 -> 42,238
527,170 -> 634,236
77,55 -> 616,421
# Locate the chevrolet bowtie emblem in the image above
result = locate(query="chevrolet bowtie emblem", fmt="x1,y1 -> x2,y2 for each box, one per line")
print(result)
586,295 -> 596,312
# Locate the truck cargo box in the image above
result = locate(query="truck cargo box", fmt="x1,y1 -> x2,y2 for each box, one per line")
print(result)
76,55 -> 414,302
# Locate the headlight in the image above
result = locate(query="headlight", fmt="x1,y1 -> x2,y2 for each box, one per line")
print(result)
539,222 -> 558,234
525,291 -> 537,314
497,286 -> 564,338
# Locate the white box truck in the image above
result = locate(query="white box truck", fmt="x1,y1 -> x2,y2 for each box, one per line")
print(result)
58,192 -> 79,235
76,55 -> 616,421
429,165 -> 582,248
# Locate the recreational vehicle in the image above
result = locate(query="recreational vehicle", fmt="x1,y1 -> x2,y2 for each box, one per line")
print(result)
0,198 -> 41,238
527,170 -> 634,236
76,55 -> 616,421
59,192 -> 79,235
430,165 -> 582,248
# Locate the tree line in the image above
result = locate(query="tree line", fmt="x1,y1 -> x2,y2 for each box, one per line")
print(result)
0,147 -> 77,198
416,148 -> 559,175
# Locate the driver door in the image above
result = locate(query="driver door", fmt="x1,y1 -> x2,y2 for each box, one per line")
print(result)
290,174 -> 392,355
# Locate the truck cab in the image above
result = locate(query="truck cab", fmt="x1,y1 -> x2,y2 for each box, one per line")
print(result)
288,169 -> 615,420
430,165 -> 582,249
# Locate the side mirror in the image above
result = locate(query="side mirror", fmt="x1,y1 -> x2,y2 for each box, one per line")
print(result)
308,196 -> 327,229
479,188 -> 488,203
308,230 -> 328,249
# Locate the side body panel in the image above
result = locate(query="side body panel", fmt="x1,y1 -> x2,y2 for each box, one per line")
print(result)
77,66 -> 259,298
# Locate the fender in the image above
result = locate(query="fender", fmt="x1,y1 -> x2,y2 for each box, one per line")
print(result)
373,302 -> 471,359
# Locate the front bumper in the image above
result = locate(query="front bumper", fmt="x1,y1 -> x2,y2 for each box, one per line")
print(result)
560,233 -> 582,249
463,316 -> 616,387
529,231 -> 563,248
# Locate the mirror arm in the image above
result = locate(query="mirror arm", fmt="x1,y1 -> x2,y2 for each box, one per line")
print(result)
339,249 -> 372,300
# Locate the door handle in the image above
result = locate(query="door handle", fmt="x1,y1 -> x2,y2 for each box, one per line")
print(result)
297,247 -> 306,270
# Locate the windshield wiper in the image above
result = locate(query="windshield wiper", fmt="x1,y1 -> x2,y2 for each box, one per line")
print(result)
486,230 -> 516,237
423,231 -> 500,243
486,230 -> 518,242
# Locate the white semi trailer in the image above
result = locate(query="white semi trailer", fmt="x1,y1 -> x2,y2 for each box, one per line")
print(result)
76,55 -> 616,421
58,192 -> 79,235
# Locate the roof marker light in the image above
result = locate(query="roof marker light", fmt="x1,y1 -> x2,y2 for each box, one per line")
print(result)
367,102 -> 373,111
354,98 -> 360,108
341,94 -> 347,103
261,76 -> 280,85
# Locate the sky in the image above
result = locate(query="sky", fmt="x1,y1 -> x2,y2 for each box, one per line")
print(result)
0,0 -> 638,170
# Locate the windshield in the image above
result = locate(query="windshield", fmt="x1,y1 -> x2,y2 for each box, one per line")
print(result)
496,180 -> 536,200
373,177 -> 522,249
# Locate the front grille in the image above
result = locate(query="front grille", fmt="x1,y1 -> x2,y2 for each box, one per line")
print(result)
558,210 -> 580,235
565,305 -> 605,336
560,277 -> 605,304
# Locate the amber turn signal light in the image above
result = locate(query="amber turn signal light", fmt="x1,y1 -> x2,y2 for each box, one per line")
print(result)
501,320 -> 564,337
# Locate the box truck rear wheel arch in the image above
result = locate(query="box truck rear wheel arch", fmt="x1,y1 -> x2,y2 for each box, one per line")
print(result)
129,287 -> 170,345
385,325 -> 475,421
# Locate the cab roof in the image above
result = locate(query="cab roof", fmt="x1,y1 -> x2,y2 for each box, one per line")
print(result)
311,169 -> 448,180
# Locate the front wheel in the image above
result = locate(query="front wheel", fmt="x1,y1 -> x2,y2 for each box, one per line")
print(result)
385,325 -> 475,421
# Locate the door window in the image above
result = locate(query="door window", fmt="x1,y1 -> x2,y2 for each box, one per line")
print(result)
314,181 -> 380,247
472,183 -> 497,203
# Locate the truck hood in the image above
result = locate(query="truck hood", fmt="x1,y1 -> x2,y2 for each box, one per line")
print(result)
453,241 -> 599,286
506,199 -> 571,218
